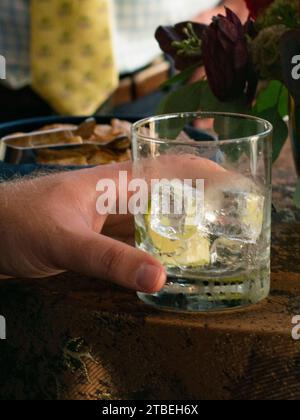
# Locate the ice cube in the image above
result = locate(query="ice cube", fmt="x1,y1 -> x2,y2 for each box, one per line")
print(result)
150,179 -> 204,240
204,177 -> 265,243
211,237 -> 247,269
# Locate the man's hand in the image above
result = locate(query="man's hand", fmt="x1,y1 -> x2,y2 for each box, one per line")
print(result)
0,154 -> 226,291
0,162 -> 166,293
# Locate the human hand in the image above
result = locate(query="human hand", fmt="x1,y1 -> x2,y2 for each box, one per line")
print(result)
0,162 -> 166,293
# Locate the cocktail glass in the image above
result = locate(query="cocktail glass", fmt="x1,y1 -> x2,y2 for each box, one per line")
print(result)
132,112 -> 273,312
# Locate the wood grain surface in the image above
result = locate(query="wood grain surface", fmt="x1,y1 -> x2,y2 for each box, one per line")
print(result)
0,141 -> 299,400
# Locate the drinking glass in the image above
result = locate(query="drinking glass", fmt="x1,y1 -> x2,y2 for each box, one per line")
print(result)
132,112 -> 273,312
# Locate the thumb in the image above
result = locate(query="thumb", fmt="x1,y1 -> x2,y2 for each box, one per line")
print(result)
57,229 -> 166,293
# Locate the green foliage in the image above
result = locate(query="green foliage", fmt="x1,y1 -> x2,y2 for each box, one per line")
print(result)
250,25 -> 289,81
158,80 -> 249,115
253,81 -> 288,117
172,23 -> 202,58
158,80 -> 251,161
257,107 -> 288,162
257,0 -> 300,30
158,80 -> 287,163
161,64 -> 199,88
158,81 -> 204,114
196,82 -> 249,114
252,81 -> 288,162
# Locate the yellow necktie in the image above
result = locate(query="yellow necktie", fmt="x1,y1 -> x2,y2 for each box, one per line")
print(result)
31,0 -> 118,116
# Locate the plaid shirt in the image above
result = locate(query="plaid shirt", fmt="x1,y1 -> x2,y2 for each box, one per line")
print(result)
0,0 -> 219,89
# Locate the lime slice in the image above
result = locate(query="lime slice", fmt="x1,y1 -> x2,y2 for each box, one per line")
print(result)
161,234 -> 211,268
145,179 -> 210,267
148,227 -> 182,254
146,214 -> 210,268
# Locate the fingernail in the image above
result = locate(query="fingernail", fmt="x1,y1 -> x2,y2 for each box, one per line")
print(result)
135,264 -> 164,292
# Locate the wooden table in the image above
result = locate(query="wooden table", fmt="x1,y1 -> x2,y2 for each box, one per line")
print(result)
0,142 -> 300,400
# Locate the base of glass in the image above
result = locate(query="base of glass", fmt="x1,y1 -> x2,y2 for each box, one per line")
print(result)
137,271 -> 270,313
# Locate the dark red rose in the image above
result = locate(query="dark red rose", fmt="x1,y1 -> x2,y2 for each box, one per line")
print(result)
245,0 -> 274,19
155,22 -> 206,71
202,8 -> 257,102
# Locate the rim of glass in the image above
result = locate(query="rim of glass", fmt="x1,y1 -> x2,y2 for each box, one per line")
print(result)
132,112 -> 273,146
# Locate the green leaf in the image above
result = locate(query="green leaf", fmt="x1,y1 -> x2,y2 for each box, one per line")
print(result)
157,80 -> 254,153
255,107 -> 288,162
294,179 -> 300,208
197,82 -> 249,114
278,86 -> 289,118
156,82 -> 205,139
161,64 -> 199,88
158,80 -> 249,115
254,81 -> 288,118
157,81 -> 204,114
252,81 -> 289,162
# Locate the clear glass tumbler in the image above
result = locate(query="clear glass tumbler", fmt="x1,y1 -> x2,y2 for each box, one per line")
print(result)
132,112 -> 273,312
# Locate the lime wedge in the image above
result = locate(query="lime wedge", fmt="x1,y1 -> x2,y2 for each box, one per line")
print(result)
146,215 -> 210,268
161,234 -> 211,268
145,179 -> 210,267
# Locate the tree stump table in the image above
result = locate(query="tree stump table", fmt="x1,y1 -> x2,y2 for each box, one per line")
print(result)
0,142 -> 300,400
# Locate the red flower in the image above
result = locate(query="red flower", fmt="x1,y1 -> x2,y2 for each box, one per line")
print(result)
245,0 -> 274,19
202,8 -> 257,102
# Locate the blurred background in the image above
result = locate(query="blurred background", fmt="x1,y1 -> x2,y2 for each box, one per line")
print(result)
0,0 -> 247,122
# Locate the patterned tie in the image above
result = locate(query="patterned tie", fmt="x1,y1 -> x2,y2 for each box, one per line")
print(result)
31,0 -> 118,116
